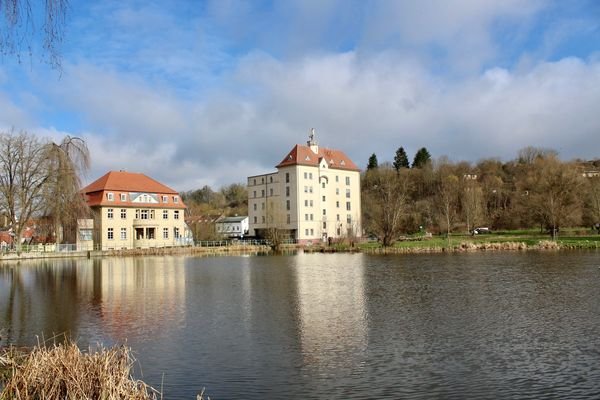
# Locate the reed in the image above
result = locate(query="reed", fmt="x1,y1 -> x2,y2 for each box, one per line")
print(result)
0,339 -> 160,400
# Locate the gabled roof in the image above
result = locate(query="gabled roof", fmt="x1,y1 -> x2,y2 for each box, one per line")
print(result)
276,144 -> 359,171
82,171 -> 178,194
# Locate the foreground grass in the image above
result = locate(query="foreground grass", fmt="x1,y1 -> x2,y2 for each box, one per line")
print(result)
0,339 -> 208,400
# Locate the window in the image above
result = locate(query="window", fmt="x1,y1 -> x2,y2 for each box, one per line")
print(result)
305,214 -> 309,221
347,214 -> 352,224
323,222 -> 326,229
163,228 -> 169,239
310,214 -> 314,221
79,229 -> 92,241
309,200 -> 313,207
346,189 -> 351,198
261,189 -> 265,197
336,201 -> 340,208
309,172 -> 313,179
253,203 -> 257,211
150,210 -> 155,219
269,188 -> 273,196
309,186 -> 313,193
107,208 -> 114,219
270,176 -> 273,183
304,186 -> 308,193
163,210 -> 168,219
120,209 -> 127,219
162,195 -> 168,203
336,175 -> 339,182
336,188 -> 340,195
337,214 -> 340,221
261,203 -> 265,210
253,178 -> 257,185
253,191 -> 256,198
322,196 -> 326,201
286,173 -> 289,183
346,202 -> 351,211
120,228 -> 127,240
286,186 -> 290,197
322,182 -> 325,188
346,177 -> 351,185
174,210 -> 180,220
174,227 -> 180,239
135,209 -> 139,219
107,192 -> 114,201
140,209 -> 149,219
304,200 -> 308,207
147,228 -> 155,239
310,229 -> 314,235
305,229 -> 309,236
286,200 -> 290,211
253,216 -> 257,223
323,209 -> 326,215
261,177 -> 264,183
120,193 -> 127,201
287,214 -> 291,224
304,172 -> 307,179
262,216 -> 265,223
107,228 -> 114,240
174,196 -> 179,203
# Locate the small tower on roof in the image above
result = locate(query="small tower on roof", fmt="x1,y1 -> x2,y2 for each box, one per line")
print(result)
307,128 -> 319,154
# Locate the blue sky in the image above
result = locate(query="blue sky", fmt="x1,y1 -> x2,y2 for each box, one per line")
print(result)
1,0 -> 600,190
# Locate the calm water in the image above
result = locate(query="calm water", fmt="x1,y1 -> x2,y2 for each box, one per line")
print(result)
1,252 -> 600,399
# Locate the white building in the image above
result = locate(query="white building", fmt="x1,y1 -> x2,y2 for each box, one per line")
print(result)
216,216 -> 249,238
248,130 -> 361,244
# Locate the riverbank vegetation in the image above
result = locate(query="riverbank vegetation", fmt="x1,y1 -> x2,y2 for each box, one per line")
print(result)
0,339 -> 209,399
362,146 -> 600,246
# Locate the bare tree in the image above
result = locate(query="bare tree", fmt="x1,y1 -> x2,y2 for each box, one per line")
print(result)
0,131 -> 49,251
584,176 -> 600,232
461,177 -> 484,233
433,161 -> 460,239
362,166 -> 410,247
518,155 -> 582,240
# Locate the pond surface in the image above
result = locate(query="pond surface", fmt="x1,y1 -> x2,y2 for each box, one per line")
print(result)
1,251 -> 600,399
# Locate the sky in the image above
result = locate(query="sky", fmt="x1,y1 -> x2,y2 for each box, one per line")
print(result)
1,0 -> 599,191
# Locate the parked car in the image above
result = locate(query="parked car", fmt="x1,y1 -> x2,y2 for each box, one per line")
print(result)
472,227 -> 491,235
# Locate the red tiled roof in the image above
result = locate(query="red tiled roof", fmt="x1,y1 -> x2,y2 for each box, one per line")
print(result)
276,144 -> 359,171
83,171 -> 178,194
82,171 -> 186,209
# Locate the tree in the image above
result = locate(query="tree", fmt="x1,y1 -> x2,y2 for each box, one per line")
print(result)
583,176 -> 600,232
412,147 -> 431,169
367,153 -> 378,170
518,155 -> 582,240
0,0 -> 68,69
44,136 -> 91,243
393,147 -> 410,172
461,177 -> 484,233
433,161 -> 460,239
362,166 -> 410,246
0,131 -> 50,250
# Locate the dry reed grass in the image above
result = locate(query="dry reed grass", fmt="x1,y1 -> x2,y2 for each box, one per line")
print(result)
0,338 -> 160,400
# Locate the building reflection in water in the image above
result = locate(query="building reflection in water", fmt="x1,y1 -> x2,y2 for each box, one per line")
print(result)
0,257 -> 187,346
291,253 -> 368,371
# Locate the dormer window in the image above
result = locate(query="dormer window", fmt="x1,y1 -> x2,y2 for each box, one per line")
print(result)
174,196 -> 179,203
340,160 -> 346,166
120,193 -> 127,201
107,192 -> 114,201
162,195 -> 168,203
305,156 -> 311,161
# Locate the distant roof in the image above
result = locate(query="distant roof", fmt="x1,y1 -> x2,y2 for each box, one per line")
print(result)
217,216 -> 248,223
82,171 -> 178,194
276,144 -> 359,171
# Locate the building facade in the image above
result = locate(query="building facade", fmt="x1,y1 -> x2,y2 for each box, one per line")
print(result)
216,216 -> 249,238
248,130 -> 361,244
82,171 -> 192,250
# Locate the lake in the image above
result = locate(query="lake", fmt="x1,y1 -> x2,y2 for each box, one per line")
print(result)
1,251 -> 600,399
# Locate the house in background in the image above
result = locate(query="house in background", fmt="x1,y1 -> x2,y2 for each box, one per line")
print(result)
216,216 -> 249,238
82,171 -> 192,250
248,129 -> 362,244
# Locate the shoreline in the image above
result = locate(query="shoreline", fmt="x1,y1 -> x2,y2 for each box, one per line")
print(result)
1,238 -> 598,262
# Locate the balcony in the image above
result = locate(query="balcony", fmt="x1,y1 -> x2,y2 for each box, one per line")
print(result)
133,219 -> 158,227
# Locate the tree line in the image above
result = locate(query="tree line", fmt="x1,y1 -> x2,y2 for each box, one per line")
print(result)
362,146 -> 600,246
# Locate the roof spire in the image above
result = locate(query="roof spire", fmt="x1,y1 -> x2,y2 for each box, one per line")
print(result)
307,128 -> 318,154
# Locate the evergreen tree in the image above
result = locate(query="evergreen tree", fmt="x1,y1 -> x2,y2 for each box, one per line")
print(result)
393,147 -> 410,171
367,153 -> 379,170
412,147 -> 431,168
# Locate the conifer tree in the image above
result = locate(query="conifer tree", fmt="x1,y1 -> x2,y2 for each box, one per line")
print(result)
393,147 -> 410,171
367,153 -> 379,170
412,147 -> 431,169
